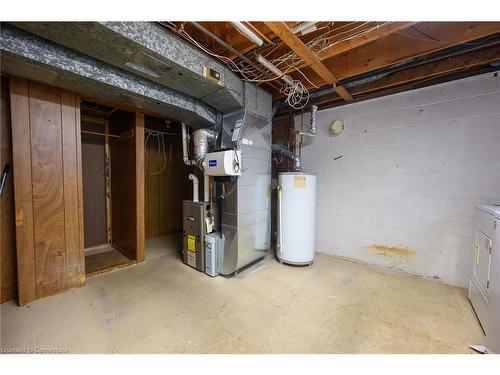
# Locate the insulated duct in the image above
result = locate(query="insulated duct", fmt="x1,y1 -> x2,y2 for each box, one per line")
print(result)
272,144 -> 303,172
193,128 -> 216,169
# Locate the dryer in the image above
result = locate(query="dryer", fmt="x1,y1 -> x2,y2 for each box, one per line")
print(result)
469,204 -> 500,352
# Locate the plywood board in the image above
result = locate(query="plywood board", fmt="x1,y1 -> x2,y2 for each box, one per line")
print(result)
109,110 -> 138,260
9,77 -> 37,304
62,90 -> 85,289
29,81 -> 67,297
10,78 -> 84,304
81,131 -> 108,248
0,78 -> 17,303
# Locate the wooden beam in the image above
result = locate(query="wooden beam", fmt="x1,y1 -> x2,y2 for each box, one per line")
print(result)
351,44 -> 500,96
288,22 -> 500,91
308,43 -> 500,109
297,22 -> 417,70
264,21 -> 353,101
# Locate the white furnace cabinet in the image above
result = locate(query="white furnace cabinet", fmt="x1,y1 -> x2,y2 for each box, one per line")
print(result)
276,172 -> 317,265
469,204 -> 500,353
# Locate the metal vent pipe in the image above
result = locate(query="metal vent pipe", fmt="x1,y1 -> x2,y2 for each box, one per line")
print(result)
272,143 -> 303,172
193,128 -> 216,169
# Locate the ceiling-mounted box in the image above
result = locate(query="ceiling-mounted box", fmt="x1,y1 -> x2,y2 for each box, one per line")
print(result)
203,66 -> 221,85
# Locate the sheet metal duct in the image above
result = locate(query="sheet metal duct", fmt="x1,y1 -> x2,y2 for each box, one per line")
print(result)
216,110 -> 272,275
0,24 -> 217,127
8,21 -> 244,113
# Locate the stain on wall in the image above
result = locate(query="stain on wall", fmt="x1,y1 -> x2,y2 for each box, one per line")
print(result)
367,244 -> 416,258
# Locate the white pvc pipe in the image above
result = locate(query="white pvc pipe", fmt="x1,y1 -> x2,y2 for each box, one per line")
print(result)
230,22 -> 263,47
189,174 -> 199,202
257,54 -> 295,87
277,184 -> 283,254
292,22 -> 317,35
204,173 -> 210,203
181,122 -> 194,166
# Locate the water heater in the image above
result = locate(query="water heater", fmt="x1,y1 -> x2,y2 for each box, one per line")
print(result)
277,172 -> 317,265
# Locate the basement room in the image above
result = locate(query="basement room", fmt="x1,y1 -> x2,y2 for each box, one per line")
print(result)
1,1 -> 500,371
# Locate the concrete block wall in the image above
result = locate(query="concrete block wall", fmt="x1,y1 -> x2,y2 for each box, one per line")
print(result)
298,71 -> 500,287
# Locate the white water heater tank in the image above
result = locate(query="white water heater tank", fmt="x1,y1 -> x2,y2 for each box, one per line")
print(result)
277,172 -> 316,265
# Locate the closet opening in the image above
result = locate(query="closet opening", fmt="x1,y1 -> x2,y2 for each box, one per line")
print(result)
143,115 -> 194,261
81,101 -> 142,276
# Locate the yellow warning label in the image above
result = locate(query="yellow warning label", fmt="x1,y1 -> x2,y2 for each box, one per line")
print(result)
187,235 -> 196,252
294,176 -> 306,188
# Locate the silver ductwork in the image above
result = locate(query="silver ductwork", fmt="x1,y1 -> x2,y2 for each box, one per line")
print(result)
272,144 -> 304,172
217,109 -> 272,275
181,122 -> 216,169
193,128 -> 216,169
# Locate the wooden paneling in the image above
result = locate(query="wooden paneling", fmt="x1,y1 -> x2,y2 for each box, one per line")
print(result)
81,132 -> 108,248
61,91 -> 85,289
135,112 -> 145,263
109,110 -> 145,262
10,78 -> 84,304
30,81 -> 67,297
9,77 -> 36,304
75,100 -> 85,280
1,78 -> 17,303
144,120 -> 192,239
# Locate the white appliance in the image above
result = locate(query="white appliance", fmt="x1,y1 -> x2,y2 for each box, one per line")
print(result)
276,172 -> 316,265
205,232 -> 223,277
204,150 -> 241,176
469,204 -> 500,353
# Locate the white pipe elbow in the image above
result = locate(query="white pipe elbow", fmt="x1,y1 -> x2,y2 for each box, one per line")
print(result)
189,173 -> 199,202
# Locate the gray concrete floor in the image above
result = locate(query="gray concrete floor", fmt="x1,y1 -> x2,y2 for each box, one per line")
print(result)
0,234 -> 483,353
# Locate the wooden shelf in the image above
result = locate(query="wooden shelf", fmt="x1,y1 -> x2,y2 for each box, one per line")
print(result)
81,130 -> 120,138
85,247 -> 136,277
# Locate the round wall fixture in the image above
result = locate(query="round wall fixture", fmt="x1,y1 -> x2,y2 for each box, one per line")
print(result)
330,120 -> 344,136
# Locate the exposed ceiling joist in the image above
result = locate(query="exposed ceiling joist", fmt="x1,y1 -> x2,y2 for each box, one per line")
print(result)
354,45 -> 500,94
264,21 -> 353,101
289,22 -> 500,90
296,22 -> 418,70
304,43 -> 500,110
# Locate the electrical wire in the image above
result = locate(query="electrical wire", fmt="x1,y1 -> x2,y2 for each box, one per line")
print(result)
174,25 -> 312,108
166,21 -> 392,110
145,128 -> 168,175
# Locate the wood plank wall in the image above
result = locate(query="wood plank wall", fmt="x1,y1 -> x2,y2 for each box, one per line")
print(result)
0,78 -> 17,303
109,110 -> 145,262
81,125 -> 108,248
9,78 -> 84,305
144,118 -> 194,239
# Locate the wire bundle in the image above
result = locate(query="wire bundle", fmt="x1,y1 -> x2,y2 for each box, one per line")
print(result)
145,128 -> 172,175
161,21 -> 393,109
281,79 -> 310,109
